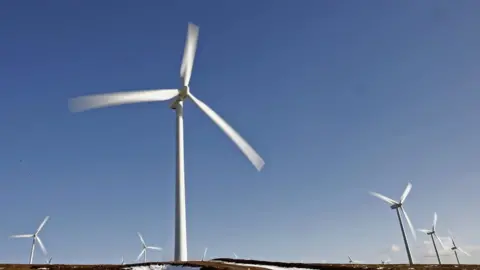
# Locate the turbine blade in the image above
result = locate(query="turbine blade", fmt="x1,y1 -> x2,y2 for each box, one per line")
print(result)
369,192 -> 397,205
36,236 -> 47,255
434,233 -> 446,250
417,229 -> 431,234
136,249 -> 146,262
433,212 -> 438,231
36,216 -> 50,234
399,182 -> 412,204
188,93 -> 265,171
180,23 -> 199,86
401,206 -> 416,240
137,232 -> 146,246
10,234 -> 34,238
69,89 -> 179,113
147,246 -> 162,251
457,247 -> 471,256
202,247 -> 208,261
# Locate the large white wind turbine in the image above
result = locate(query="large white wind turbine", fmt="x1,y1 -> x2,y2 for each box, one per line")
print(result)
418,212 -> 445,264
448,230 -> 471,264
68,22 -> 265,262
369,183 -> 416,265
136,232 -> 162,263
10,216 -> 50,264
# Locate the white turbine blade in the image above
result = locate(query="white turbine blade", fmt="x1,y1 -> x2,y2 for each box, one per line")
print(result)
188,93 -> 265,171
69,89 -> 179,113
137,232 -> 146,246
10,234 -> 34,238
399,182 -> 412,204
369,192 -> 397,205
418,229 -> 431,234
180,23 -> 199,86
36,236 -> 47,255
433,212 -> 438,231
147,246 -> 162,251
457,247 -> 471,256
401,206 -> 416,240
36,216 -> 50,234
202,247 -> 208,260
233,252 -> 238,258
136,249 -> 146,262
434,233 -> 446,250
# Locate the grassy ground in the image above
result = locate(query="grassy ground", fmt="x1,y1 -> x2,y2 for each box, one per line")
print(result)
0,259 -> 478,270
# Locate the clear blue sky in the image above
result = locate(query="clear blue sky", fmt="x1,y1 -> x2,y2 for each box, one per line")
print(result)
1,0 -> 479,265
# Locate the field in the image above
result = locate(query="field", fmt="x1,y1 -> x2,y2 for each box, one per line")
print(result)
0,259 -> 479,270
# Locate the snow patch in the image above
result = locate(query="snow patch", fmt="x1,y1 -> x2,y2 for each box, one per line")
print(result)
123,265 -> 200,270
223,262 -> 317,270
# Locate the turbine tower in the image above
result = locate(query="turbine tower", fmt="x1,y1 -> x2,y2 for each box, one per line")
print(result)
448,230 -> 471,264
369,183 -> 416,265
10,216 -> 50,264
136,232 -> 162,263
418,212 -> 445,264
68,22 -> 265,262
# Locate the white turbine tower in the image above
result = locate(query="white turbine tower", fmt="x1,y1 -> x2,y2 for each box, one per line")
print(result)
10,216 -> 50,264
369,183 -> 416,265
68,22 -> 265,262
136,232 -> 162,263
448,230 -> 471,264
418,212 -> 445,264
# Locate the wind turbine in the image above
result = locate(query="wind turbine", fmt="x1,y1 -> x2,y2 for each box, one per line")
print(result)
121,256 -> 125,265
369,183 -> 416,265
448,230 -> 471,264
10,216 -> 50,264
418,212 -> 445,264
347,256 -> 362,264
68,22 -> 265,262
381,258 -> 391,264
136,232 -> 162,263
233,252 -> 238,259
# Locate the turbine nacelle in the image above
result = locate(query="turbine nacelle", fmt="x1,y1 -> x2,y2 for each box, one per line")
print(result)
390,203 -> 402,210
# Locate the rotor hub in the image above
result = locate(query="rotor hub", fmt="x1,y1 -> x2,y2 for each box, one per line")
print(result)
179,85 -> 190,100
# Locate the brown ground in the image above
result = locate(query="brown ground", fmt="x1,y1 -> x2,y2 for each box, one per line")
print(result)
0,258 -> 478,270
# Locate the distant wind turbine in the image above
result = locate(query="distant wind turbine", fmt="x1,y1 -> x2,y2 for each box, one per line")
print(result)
45,257 -> 52,264
10,216 -> 50,264
68,22 -> 265,262
121,256 -> 125,265
233,252 -> 238,259
448,230 -> 471,264
136,232 -> 162,263
418,212 -> 445,264
370,182 -> 416,265
381,258 -> 391,264
348,256 -> 362,264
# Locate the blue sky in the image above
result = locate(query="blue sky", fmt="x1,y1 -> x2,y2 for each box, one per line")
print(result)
1,0 -> 480,265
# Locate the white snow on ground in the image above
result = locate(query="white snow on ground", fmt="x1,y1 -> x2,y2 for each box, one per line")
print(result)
123,265 -> 200,270
222,262 -> 317,270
